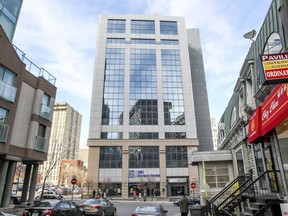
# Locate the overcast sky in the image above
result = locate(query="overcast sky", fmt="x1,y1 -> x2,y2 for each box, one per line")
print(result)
13,0 -> 272,146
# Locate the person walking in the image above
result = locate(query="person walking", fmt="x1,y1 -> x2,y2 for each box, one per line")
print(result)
179,194 -> 189,216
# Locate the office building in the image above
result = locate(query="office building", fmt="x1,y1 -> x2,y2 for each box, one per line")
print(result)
87,14 -> 213,198
39,102 -> 82,185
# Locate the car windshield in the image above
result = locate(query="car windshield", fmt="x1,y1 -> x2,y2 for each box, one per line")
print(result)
38,201 -> 52,207
135,205 -> 160,213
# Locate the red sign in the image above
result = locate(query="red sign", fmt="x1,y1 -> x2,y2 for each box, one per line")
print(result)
248,107 -> 262,143
261,84 -> 288,135
71,178 -> 77,185
261,53 -> 288,84
191,182 -> 196,189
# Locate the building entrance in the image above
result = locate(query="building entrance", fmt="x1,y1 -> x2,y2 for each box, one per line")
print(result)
170,185 -> 185,196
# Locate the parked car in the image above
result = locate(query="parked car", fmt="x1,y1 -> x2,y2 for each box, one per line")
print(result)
131,204 -> 168,216
34,194 -> 63,205
173,196 -> 200,206
10,194 -> 21,204
80,198 -> 116,216
22,200 -> 84,216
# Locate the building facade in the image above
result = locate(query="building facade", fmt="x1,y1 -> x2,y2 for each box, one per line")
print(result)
193,0 -> 288,215
87,14 -> 213,198
0,0 -> 23,41
59,160 -> 85,187
39,102 -> 82,185
0,26 -> 57,207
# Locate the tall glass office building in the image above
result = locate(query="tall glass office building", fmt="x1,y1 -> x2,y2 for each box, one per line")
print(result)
0,0 -> 23,41
88,15 -> 213,198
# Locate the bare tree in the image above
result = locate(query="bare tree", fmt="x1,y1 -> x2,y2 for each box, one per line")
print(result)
39,145 -> 70,199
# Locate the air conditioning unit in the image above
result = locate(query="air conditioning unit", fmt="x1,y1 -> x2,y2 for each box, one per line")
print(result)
244,104 -> 255,115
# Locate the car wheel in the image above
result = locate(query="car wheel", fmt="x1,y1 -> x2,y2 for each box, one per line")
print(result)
111,209 -> 116,216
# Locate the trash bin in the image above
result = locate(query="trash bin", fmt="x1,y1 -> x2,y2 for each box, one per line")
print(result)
190,206 -> 204,216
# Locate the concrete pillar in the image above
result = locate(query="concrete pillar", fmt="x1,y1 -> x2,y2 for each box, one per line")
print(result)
21,164 -> 32,203
2,161 -> 16,207
159,147 -> 167,197
0,161 -> 9,207
28,164 -> 39,202
122,147 -> 129,198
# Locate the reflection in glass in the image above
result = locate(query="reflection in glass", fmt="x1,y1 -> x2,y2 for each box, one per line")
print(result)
130,49 -> 158,125
161,49 -> 185,125
165,132 -> 186,139
101,132 -> 123,139
99,146 -> 122,168
102,48 -> 125,125
129,146 -> 159,168
166,146 -> 187,168
107,19 -> 126,33
160,21 -> 178,35
131,20 -> 155,34
129,132 -> 158,139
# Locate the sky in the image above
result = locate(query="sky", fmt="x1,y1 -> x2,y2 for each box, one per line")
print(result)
13,0 -> 272,147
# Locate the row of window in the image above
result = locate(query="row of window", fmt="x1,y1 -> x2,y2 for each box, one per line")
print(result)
99,146 -> 188,168
100,132 -> 187,139
107,19 -> 178,35
107,38 -> 179,45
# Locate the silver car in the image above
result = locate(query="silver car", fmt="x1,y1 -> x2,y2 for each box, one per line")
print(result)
80,199 -> 116,216
131,204 -> 168,216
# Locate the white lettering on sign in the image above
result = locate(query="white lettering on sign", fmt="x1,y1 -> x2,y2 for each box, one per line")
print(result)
262,53 -> 288,61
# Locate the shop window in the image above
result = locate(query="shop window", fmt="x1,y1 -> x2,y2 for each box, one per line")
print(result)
205,161 -> 229,188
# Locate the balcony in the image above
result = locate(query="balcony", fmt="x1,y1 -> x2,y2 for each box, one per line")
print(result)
0,80 -> 17,102
35,136 -> 46,152
13,45 -> 56,86
40,104 -> 51,120
0,123 -> 9,142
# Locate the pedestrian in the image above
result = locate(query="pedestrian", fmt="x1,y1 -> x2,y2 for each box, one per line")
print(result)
138,192 -> 142,202
179,194 -> 189,216
92,190 -> 96,198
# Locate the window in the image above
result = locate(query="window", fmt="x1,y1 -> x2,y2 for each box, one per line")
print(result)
1,0 -> 22,16
166,146 -> 188,168
131,20 -> 155,34
165,132 -> 186,139
161,50 -> 185,125
160,21 -> 178,35
0,107 -> 9,142
0,65 -> 17,102
107,19 -> 126,33
99,146 -> 122,168
107,38 -> 125,44
35,124 -> 46,151
129,146 -> 159,168
161,39 -> 179,45
230,106 -> 237,127
129,132 -> 158,139
40,93 -> 51,119
205,161 -> 229,188
131,38 -> 155,44
263,32 -> 282,54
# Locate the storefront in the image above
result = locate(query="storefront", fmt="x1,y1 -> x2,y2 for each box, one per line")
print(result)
248,83 -> 288,194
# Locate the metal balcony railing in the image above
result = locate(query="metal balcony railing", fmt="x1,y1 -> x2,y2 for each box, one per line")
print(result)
35,136 -> 46,152
0,80 -> 17,102
40,103 -> 51,120
13,45 -> 56,86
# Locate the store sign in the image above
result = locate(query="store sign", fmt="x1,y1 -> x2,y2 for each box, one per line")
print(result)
168,178 -> 187,183
261,84 -> 288,135
248,107 -> 262,143
261,52 -> 288,84
128,169 -> 160,178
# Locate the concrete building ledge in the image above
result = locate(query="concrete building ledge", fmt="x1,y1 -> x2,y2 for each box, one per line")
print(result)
190,150 -> 232,165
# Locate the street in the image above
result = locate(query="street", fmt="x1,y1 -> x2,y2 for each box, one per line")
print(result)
1,197 -> 185,216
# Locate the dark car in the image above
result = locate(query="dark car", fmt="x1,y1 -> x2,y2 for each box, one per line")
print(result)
173,197 -> 200,206
22,200 -> 84,216
131,204 -> 168,216
10,194 -> 21,204
80,198 -> 116,216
